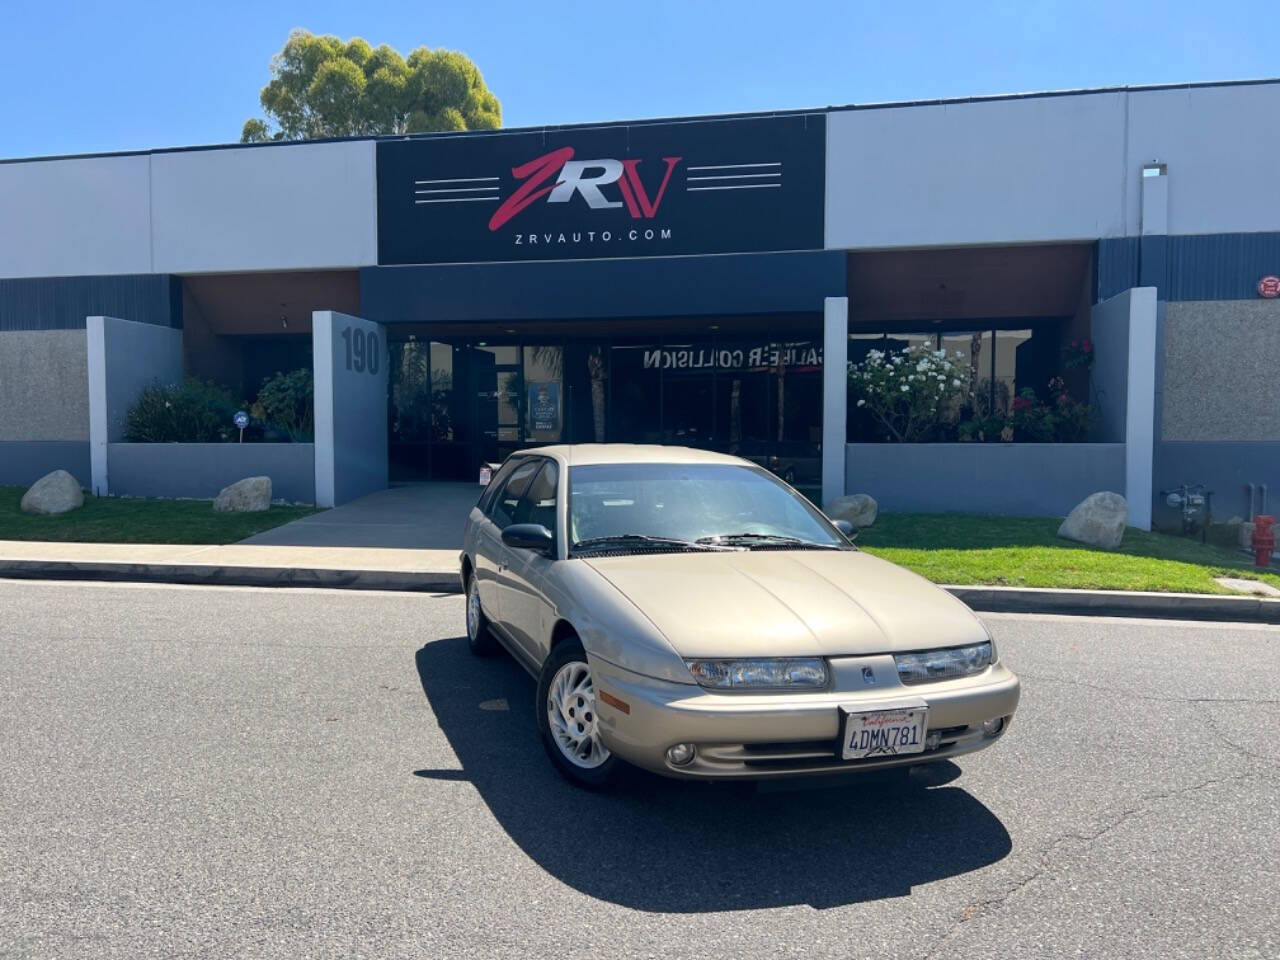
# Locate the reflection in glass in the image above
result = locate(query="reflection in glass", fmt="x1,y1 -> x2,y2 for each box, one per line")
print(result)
430,342 -> 454,441
478,345 -> 519,365
994,329 -> 1032,405
609,344 -> 662,443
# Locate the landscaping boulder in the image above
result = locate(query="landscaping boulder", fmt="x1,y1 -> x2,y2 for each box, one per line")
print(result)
213,476 -> 272,513
20,470 -> 84,515
1057,491 -> 1128,549
825,493 -> 878,529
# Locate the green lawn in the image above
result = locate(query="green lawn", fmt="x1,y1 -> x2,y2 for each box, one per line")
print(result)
0,486 -> 318,545
856,513 -> 1280,595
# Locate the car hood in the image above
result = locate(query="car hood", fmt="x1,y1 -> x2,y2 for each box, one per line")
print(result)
581,549 -> 988,658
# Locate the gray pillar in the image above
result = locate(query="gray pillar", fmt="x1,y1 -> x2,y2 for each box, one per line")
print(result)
313,310 -> 388,507
1125,288 -> 1158,531
822,296 -> 849,508
86,315 -> 183,496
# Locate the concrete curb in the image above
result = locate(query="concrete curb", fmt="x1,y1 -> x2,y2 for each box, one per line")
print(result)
0,559 -> 461,594
948,584 -> 1280,624
4,558 -> 1280,623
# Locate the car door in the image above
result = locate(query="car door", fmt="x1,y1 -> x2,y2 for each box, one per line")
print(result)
500,459 -> 561,665
472,457 -> 536,628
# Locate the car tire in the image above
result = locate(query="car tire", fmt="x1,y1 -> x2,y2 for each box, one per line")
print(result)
465,571 -> 498,657
536,636 -> 619,788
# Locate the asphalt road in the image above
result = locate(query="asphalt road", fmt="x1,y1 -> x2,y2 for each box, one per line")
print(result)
1,580 -> 1276,960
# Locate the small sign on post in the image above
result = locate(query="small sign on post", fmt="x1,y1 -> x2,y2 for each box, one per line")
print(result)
479,464 -> 492,486
233,410 -> 249,443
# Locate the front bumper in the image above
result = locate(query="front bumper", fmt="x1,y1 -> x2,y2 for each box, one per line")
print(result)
589,654 -> 1020,780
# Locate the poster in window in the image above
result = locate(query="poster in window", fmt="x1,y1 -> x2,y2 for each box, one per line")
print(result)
528,382 -> 561,435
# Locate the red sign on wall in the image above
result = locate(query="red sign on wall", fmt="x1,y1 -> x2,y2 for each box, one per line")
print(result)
1258,275 -> 1280,298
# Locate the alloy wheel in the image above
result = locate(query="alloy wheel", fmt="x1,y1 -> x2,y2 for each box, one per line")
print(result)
466,580 -> 481,641
546,660 -> 611,769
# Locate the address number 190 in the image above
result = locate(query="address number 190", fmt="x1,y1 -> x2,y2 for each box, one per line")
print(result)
340,326 -> 380,375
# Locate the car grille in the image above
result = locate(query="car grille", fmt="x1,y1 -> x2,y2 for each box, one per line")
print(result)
732,724 -> 972,771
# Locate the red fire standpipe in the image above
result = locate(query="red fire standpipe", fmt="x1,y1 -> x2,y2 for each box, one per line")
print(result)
1252,515 -> 1276,568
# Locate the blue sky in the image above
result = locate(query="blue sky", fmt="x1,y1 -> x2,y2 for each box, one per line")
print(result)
2,0 -> 1276,159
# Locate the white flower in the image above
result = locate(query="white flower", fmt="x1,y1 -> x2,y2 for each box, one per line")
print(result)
856,398 -> 866,407
900,384 -> 910,392
953,378 -> 961,386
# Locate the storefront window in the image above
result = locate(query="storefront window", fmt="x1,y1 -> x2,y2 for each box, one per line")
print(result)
609,343 -> 662,444
845,322 -> 1063,442
523,345 -> 563,443
660,340 -> 716,447
714,340 -> 771,455
390,322 -> 825,485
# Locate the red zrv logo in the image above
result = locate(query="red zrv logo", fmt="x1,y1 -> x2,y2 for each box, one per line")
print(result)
488,147 -> 681,232
1258,275 -> 1280,298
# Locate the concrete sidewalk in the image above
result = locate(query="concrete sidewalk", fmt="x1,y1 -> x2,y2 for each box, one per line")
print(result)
0,540 -> 461,592
241,483 -> 480,550
3,538 -> 1280,622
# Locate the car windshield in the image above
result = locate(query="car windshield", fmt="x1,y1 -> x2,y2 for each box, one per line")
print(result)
567,463 -> 846,554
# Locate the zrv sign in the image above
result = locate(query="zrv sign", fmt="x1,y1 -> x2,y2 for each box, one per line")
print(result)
376,114 -> 825,265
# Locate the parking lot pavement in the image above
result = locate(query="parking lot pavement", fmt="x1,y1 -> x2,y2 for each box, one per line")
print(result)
1,580 -> 1276,959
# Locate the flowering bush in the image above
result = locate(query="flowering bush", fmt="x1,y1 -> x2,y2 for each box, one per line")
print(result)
1063,339 -> 1094,370
848,344 -> 972,442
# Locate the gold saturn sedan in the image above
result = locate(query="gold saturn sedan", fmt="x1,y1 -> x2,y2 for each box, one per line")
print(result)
460,445 -> 1019,788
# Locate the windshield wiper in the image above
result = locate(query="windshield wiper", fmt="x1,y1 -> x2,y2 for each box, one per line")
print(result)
696,533 -> 841,549
571,534 -> 730,554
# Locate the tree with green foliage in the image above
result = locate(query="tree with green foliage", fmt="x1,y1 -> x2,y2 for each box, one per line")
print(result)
242,29 -> 501,142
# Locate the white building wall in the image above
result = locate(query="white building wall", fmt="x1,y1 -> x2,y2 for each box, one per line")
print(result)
0,155 -> 152,278
1124,84 -> 1280,236
825,92 -> 1128,249
150,140 -> 377,273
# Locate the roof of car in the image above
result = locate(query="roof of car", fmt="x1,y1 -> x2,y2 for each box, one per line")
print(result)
512,444 -> 750,467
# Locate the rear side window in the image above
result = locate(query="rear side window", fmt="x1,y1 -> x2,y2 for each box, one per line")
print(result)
478,459 -> 520,513
513,461 -> 559,533
490,459 -> 540,529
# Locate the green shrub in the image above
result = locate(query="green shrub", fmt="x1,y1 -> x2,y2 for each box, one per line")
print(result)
252,369 -> 314,442
124,379 -> 242,443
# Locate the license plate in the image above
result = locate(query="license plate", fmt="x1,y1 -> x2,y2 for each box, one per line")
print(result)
840,705 -> 929,760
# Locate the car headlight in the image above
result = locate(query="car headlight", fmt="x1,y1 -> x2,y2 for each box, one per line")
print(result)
894,642 -> 992,685
685,658 -> 829,690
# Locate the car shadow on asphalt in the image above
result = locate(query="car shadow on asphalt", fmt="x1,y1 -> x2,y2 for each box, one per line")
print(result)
414,637 -> 1012,912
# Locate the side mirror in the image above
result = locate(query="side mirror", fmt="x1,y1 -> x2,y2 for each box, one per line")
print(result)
502,523 -> 555,552
832,519 -> 856,539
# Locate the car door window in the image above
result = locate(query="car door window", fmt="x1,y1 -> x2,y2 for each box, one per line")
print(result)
490,459 -> 540,530
478,458 -> 521,515
512,461 -> 559,534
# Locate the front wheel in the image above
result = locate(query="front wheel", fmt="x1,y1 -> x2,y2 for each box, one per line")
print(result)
465,572 -> 498,656
536,637 -> 619,788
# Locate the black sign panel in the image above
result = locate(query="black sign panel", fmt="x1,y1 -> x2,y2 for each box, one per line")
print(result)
376,114 -> 825,265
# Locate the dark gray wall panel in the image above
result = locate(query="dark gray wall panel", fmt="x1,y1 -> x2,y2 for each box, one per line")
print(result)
845,443 -> 1125,517
360,251 -> 845,324
0,275 -> 181,331
1164,232 -> 1280,300
0,441 -> 90,487
107,443 -> 315,504
1154,441 -> 1280,524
